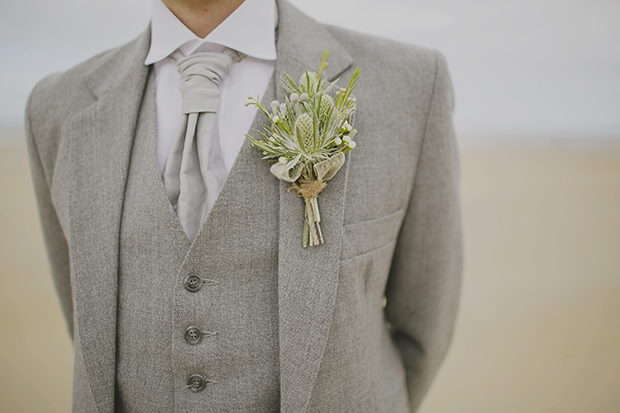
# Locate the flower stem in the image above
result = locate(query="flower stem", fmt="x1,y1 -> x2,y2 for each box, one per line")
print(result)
303,196 -> 324,247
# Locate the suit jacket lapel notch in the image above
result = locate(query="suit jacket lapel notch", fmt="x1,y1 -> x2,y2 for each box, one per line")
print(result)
68,28 -> 151,413
274,1 -> 354,411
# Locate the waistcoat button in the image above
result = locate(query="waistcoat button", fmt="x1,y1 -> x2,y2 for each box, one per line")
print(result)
185,326 -> 203,344
187,374 -> 207,392
184,274 -> 202,292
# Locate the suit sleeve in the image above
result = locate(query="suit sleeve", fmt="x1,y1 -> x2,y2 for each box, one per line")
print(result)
25,87 -> 74,339
384,50 -> 463,411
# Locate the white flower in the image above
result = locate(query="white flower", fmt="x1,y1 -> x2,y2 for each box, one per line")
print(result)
342,136 -> 351,144
334,137 -> 342,145
299,93 -> 309,103
280,103 -> 287,113
270,100 -> 280,113
272,115 -> 280,124
348,141 -> 357,148
290,93 -> 299,103
344,121 -> 352,132
279,156 -> 287,164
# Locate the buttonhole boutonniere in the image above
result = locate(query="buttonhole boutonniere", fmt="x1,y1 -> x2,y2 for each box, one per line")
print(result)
246,50 -> 361,247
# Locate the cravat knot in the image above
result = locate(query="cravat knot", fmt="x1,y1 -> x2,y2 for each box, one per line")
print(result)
175,50 -> 242,114
163,47 -> 244,242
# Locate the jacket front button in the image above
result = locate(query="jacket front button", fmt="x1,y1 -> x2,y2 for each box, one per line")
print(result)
187,374 -> 207,392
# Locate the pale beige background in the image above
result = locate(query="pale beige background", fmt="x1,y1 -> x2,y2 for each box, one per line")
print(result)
2,133 -> 619,412
2,0 -> 620,411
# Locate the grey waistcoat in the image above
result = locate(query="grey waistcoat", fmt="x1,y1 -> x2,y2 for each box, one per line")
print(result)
115,69 -> 280,412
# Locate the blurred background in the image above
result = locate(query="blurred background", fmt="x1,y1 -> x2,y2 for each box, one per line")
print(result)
1,0 -> 619,411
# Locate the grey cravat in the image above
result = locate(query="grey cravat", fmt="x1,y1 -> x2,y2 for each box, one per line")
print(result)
162,49 -> 241,241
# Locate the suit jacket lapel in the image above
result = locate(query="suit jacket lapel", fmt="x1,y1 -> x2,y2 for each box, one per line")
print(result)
274,1 -> 354,411
66,3 -> 354,410
68,29 -> 151,413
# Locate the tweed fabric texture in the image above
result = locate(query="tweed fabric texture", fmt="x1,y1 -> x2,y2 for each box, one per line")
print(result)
114,70 -> 187,412
25,0 -> 462,411
166,83 -> 281,413
115,70 -> 280,412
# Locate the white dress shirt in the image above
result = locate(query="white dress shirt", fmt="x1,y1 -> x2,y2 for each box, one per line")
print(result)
145,0 -> 277,172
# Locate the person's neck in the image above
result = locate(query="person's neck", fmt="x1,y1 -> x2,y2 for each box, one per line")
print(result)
161,0 -> 246,38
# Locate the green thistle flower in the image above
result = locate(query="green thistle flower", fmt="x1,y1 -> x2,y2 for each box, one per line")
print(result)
295,113 -> 314,151
317,93 -> 334,120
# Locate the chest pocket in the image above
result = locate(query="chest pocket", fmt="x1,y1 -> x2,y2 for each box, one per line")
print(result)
340,209 -> 405,261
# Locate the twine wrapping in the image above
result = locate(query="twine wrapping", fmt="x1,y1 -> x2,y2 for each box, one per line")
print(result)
288,179 -> 327,199
288,179 -> 328,247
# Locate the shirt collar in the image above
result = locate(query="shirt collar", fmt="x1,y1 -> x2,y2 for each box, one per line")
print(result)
145,0 -> 277,65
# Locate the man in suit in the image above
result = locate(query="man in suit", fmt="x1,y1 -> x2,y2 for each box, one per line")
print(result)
25,0 -> 462,411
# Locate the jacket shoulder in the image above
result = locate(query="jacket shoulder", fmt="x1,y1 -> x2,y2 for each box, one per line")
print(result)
26,30 -> 149,172
27,27 -> 150,128
25,47 -> 114,175
324,25 -> 445,84
27,44 -> 125,124
324,24 -> 453,118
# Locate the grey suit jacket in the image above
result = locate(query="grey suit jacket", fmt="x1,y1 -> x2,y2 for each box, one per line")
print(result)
25,0 -> 462,411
